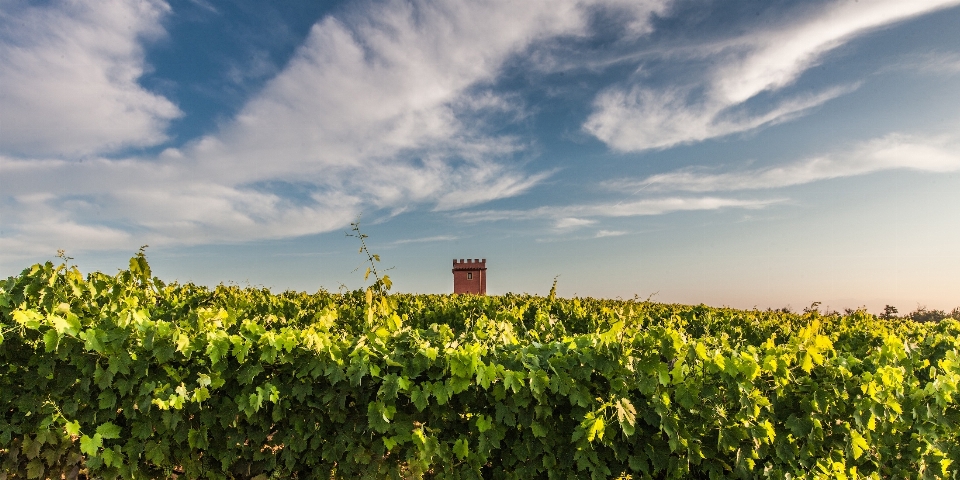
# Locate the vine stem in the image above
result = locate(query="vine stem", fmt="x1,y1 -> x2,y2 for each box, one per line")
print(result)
346,215 -> 393,301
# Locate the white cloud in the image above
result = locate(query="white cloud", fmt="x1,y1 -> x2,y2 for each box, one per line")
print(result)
585,0 -> 960,152
0,193 -> 133,260
713,0 -> 960,103
607,134 -> 960,192
883,51 -> 960,76
392,235 -> 460,245
595,230 -> 626,238
0,174 -> 364,264
584,83 -> 857,152
0,0 -> 670,260
0,0 -> 180,157
555,217 -> 596,229
192,0 -> 637,184
456,196 -> 780,224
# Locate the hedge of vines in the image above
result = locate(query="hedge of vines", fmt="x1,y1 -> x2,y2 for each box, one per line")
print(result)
1,252 -> 959,479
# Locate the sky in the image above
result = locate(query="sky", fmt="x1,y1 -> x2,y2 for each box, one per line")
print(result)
2,0 -> 959,313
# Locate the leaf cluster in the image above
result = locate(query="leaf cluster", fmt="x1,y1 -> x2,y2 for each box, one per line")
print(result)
1,256 -> 959,479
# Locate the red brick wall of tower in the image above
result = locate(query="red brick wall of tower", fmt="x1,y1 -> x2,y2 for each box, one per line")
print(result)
452,259 -> 486,294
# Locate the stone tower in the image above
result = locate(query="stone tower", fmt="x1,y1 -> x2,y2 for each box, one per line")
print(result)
452,258 -> 486,294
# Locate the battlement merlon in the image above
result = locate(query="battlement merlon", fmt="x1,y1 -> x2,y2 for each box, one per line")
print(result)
452,258 -> 487,271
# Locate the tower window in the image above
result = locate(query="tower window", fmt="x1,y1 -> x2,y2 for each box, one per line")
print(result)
467,272 -> 473,279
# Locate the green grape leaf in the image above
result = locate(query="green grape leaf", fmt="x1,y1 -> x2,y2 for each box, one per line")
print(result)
388,313 -> 402,331
433,382 -> 450,405
449,376 -> 471,394
80,434 -> 102,456
476,415 -> 493,433
587,417 -> 605,442
453,437 -> 469,460
13,309 -> 43,329
383,436 -> 398,451
65,420 -> 81,436
26,458 -> 45,479
801,353 -> 814,374
98,389 -> 117,410
206,336 -> 231,366
144,441 -> 165,465
51,310 -> 82,337
101,447 -> 119,467
96,422 -> 121,440
411,386 -> 429,411
420,346 -> 438,361
695,343 -> 708,360
188,428 -> 208,449
43,329 -> 59,352
656,363 -> 670,386
850,430 -> 869,459
193,387 -> 210,404
615,398 -> 637,436
503,370 -> 523,393
530,370 -> 549,395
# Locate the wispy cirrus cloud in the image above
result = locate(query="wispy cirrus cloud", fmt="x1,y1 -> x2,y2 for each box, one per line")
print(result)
7,0 -> 954,265
595,230 -> 626,238
554,217 -> 597,230
711,0 -> 960,104
606,134 -> 960,193
584,0 -> 960,152
584,83 -> 859,152
456,196 -> 780,224
882,51 -> 960,76
0,160 -> 364,259
1,0 -> 672,261
392,235 -> 460,245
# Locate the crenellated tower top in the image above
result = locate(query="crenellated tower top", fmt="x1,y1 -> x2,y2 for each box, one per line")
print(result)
452,259 -> 486,294
452,258 -> 486,269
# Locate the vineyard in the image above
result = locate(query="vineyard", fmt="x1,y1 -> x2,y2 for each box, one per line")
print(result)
1,251 -> 959,479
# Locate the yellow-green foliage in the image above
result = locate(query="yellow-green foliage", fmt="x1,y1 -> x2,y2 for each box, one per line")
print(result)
1,253 -> 958,479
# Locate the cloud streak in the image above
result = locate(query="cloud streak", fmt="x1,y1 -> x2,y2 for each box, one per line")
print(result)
3,0 -> 956,265
607,134 -> 960,193
883,51 -> 960,76
0,0 -> 180,157
0,0 -> 670,261
456,196 -> 780,224
712,0 -> 960,103
585,83 -> 859,152
392,235 -> 460,245
584,0 -> 960,152
595,230 -> 626,238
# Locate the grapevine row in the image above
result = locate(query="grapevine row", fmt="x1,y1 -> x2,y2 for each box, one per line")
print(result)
1,253 -> 958,479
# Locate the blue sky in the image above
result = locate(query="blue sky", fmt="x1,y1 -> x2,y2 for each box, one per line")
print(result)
2,0 -> 959,313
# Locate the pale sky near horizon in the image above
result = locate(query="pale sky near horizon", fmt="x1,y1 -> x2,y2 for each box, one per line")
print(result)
2,0 -> 959,313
